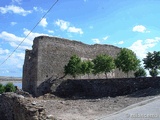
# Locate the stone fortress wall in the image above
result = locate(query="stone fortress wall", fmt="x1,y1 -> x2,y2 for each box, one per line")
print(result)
23,36 -> 133,96
54,77 -> 160,98
1,77 -> 160,120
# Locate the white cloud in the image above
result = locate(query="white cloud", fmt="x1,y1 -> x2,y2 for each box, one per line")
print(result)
132,25 -> 146,33
23,28 -> 50,42
55,19 -> 70,31
92,38 -> 100,44
33,7 -> 38,11
14,52 -> 25,60
0,31 -> 25,43
145,38 -> 159,44
0,29 -> 50,50
129,40 -> 146,58
9,42 -> 30,50
39,18 -> 48,27
1,70 -> 10,74
10,22 -> 17,26
0,29 -> 51,76
0,49 -> 24,76
68,27 -> 83,34
55,19 -> 83,34
129,37 -> 160,59
0,48 -> 9,55
114,41 -> 124,45
118,41 -> 124,44
48,30 -> 54,34
0,5 -> 32,16
0,31 -> 32,46
33,7 -> 46,13
12,0 -> 22,4
103,36 -> 109,40
92,35 -> 109,44
132,25 -> 150,33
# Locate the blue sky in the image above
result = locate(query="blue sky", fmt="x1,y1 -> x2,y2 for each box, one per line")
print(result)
0,0 -> 160,77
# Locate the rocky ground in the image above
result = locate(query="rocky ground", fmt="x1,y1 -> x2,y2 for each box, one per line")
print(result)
34,87 -> 160,120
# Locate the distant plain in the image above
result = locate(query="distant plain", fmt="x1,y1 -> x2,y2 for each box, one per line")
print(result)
0,76 -> 22,89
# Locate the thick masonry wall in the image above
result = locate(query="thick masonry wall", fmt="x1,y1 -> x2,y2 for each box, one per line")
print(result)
54,77 -> 160,98
23,36 -> 134,96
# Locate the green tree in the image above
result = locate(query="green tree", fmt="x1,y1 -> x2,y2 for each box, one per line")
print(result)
85,60 -> 94,78
64,55 -> 81,78
115,48 -> 140,77
80,60 -> 94,78
92,54 -> 115,78
4,82 -> 16,92
0,83 -> 5,94
80,61 -> 88,75
134,67 -> 147,78
149,69 -> 159,77
143,51 -> 160,77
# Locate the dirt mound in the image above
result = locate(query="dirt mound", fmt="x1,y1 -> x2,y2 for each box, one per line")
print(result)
36,88 -> 160,120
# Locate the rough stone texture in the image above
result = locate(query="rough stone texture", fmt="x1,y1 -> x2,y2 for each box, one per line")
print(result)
0,92 -> 48,120
23,36 -> 134,96
53,77 -> 160,99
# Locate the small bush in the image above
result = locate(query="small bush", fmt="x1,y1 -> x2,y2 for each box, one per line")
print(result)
0,83 -> 5,94
4,82 -> 16,92
150,69 -> 158,77
134,67 -> 146,78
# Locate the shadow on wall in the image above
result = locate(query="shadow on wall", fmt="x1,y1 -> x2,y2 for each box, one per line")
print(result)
52,77 -> 160,99
36,76 -> 65,97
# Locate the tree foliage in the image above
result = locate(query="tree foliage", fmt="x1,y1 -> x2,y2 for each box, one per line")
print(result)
0,82 -> 16,94
143,51 -> 160,77
64,55 -> 81,78
92,54 -> 115,78
0,83 -> 5,94
134,67 -> 147,78
149,69 -> 159,77
85,60 -> 94,77
115,48 -> 140,77
4,82 -> 16,92
80,60 -> 94,77
80,61 -> 88,75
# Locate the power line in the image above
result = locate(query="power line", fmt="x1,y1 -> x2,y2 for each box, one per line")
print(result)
0,0 -> 59,66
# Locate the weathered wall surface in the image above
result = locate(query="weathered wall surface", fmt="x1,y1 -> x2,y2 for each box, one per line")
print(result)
23,36 -> 133,96
0,92 -> 49,120
53,77 -> 160,98
23,42 -> 39,96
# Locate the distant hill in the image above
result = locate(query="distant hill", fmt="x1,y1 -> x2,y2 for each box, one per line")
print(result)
0,76 -> 22,81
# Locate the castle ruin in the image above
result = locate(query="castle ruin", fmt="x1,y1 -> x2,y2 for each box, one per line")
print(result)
22,36 -> 133,96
